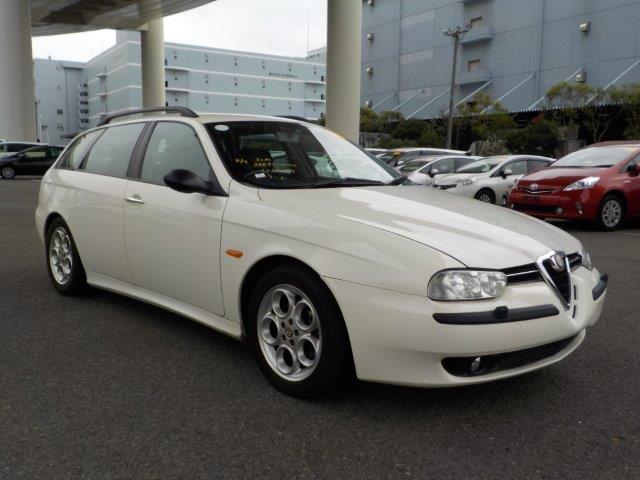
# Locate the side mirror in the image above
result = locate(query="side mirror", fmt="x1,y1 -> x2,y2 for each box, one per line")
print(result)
164,169 -> 227,196
626,163 -> 640,175
429,168 -> 439,177
502,168 -> 513,178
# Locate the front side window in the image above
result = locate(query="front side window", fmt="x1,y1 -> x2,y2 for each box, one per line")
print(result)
432,158 -> 455,174
207,121 -> 400,189
58,130 -> 103,170
83,123 -> 145,177
458,156 -> 507,174
552,146 -> 636,169
24,147 -> 48,159
502,160 -> 528,175
140,122 -> 211,185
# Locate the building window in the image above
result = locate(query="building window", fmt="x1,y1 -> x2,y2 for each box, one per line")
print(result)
468,59 -> 481,71
321,75 -> 325,82
470,17 -> 483,28
164,59 -> 168,66
57,125 -> 64,131
56,109 -> 63,115
165,80 -> 168,87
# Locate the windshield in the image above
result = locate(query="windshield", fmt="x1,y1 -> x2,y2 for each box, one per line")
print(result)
377,151 -> 402,161
457,156 -> 506,174
207,121 -> 401,188
551,146 -> 636,168
398,159 -> 433,173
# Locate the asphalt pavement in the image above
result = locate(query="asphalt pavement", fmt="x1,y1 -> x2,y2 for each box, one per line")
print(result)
1,178 -> 639,479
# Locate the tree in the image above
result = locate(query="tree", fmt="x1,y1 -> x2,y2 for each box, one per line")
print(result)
610,84 -> 640,140
457,92 -> 516,155
360,107 -> 380,132
545,81 -> 617,145
505,120 -> 561,157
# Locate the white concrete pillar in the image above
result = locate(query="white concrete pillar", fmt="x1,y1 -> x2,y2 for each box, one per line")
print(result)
0,0 -> 37,141
325,0 -> 362,143
140,18 -> 166,108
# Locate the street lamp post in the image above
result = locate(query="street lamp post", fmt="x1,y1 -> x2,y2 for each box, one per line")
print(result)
443,25 -> 469,149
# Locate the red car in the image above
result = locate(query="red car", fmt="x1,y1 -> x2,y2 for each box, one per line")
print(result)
508,141 -> 640,230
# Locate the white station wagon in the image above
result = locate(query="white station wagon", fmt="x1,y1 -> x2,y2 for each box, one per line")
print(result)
36,108 -> 608,397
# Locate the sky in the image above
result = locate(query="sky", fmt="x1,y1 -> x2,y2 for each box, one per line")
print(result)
31,0 -> 328,62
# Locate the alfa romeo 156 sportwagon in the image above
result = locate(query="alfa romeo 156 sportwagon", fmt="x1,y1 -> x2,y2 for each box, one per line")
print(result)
36,107 -> 608,397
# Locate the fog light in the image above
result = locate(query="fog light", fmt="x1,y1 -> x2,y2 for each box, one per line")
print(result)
556,207 -> 564,215
470,357 -> 482,373
575,202 -> 583,215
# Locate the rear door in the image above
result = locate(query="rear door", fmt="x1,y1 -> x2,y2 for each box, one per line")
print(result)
123,121 -> 227,316
65,122 -> 147,282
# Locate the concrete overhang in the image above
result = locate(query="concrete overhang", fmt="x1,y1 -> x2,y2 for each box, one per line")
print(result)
30,0 -> 215,36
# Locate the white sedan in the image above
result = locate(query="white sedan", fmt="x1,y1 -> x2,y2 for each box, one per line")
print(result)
433,155 -> 554,203
35,109 -> 606,397
399,155 -> 481,185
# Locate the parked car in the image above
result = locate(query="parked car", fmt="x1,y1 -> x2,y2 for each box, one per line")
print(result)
433,155 -> 555,204
379,147 -> 467,168
0,141 -> 43,158
0,144 -> 64,179
365,148 -> 387,156
399,155 -> 482,185
508,142 -> 640,230
36,108 -> 606,397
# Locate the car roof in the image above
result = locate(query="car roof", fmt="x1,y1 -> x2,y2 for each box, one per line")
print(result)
586,141 -> 640,148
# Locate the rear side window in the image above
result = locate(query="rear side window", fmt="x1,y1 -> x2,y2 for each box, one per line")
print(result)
8,144 -> 30,152
84,123 -> 145,177
140,122 -> 211,185
58,130 -> 103,169
528,160 -> 549,174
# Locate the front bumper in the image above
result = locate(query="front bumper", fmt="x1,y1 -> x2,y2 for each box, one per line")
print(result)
323,266 -> 605,387
508,189 -> 600,220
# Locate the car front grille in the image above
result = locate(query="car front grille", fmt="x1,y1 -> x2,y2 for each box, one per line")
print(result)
502,253 -> 581,287
512,203 -> 558,214
540,256 -> 572,305
518,187 -> 555,194
442,334 -> 579,377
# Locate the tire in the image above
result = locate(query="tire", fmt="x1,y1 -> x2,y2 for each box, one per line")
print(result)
1,166 -> 16,179
246,263 -> 352,398
45,217 -> 87,295
597,194 -> 625,231
474,189 -> 495,204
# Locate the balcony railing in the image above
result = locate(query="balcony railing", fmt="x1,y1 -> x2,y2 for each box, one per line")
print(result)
461,25 -> 494,45
456,68 -> 492,85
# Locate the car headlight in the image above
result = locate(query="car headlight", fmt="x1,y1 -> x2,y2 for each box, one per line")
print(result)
580,246 -> 593,270
428,270 -> 507,301
456,178 -> 476,187
564,176 -> 599,191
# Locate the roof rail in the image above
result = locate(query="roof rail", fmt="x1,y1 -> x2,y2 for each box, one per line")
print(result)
97,107 -> 198,127
277,115 -> 317,124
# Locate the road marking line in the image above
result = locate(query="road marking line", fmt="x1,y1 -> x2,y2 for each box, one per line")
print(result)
620,233 -> 640,237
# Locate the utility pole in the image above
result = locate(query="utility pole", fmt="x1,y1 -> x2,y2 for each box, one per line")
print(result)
443,25 -> 469,149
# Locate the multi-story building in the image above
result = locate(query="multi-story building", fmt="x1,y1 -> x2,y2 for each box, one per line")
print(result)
33,32 -> 326,142
33,58 -> 88,145
361,0 -> 640,119
84,31 -> 325,128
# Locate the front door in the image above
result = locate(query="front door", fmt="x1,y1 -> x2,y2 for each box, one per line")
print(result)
494,159 -> 528,200
123,121 -> 227,316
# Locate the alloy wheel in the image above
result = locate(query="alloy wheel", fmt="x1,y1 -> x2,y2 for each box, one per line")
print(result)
601,199 -> 622,228
1,166 -> 15,179
257,284 -> 321,381
49,227 -> 74,285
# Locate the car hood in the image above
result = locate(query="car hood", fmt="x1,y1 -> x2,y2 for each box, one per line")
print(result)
519,167 -> 607,190
433,172 -> 483,185
258,185 -> 580,269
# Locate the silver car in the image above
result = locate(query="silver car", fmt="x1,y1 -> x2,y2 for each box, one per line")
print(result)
432,155 -> 555,204
399,155 -> 482,185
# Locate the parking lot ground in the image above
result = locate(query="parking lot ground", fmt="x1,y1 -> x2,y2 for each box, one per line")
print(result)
1,178 -> 639,479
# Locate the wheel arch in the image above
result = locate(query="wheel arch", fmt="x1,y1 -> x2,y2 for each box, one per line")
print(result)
44,212 -> 64,237
239,255 -> 320,335
602,189 -> 628,214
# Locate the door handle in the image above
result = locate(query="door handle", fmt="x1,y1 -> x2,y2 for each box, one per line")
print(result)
124,195 -> 145,204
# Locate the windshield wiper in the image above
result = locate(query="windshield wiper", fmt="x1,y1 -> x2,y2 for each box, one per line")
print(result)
312,177 -> 386,188
386,175 -> 408,185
